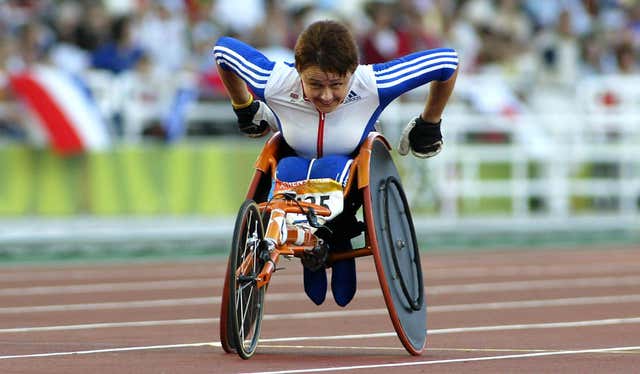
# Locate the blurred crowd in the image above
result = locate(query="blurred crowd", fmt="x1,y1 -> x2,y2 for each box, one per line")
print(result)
0,0 -> 639,143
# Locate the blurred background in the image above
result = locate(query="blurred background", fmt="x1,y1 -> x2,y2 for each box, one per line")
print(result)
0,0 -> 638,259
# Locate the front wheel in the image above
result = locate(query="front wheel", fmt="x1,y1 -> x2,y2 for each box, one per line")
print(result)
228,200 -> 266,359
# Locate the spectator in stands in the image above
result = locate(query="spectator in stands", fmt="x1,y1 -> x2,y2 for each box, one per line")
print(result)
614,40 -> 638,74
580,33 -> 607,75
494,0 -> 533,45
251,0 -> 294,62
213,0 -> 267,41
0,0 -> 639,144
190,2 -> 225,99
48,2 -> 90,74
445,1 -> 482,73
629,3 -> 640,47
91,15 -> 145,74
14,20 -> 52,69
137,0 -> 189,72
537,9 -> 581,87
360,0 -> 412,64
74,2 -> 111,53
117,53 -> 169,141
0,34 -> 24,140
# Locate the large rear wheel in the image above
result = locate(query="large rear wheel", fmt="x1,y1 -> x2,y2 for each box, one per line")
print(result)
228,200 -> 266,359
364,137 -> 427,355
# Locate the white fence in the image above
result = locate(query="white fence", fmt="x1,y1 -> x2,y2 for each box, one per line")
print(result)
378,89 -> 639,233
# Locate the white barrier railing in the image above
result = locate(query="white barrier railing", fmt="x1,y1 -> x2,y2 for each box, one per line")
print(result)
378,100 -> 639,232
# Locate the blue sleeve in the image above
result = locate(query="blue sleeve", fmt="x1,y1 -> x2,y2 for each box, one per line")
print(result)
373,48 -> 458,107
212,36 -> 276,100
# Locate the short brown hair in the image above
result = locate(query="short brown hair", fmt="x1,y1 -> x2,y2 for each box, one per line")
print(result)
294,20 -> 358,76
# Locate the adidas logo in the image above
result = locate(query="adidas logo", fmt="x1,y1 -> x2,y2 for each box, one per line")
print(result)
343,90 -> 362,104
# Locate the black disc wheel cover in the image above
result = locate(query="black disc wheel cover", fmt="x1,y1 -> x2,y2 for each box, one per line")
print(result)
382,176 -> 424,311
366,138 -> 427,354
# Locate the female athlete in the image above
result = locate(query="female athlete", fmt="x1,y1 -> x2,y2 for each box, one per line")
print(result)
213,19 -> 458,307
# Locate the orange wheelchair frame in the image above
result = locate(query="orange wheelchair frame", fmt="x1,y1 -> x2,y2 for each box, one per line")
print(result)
220,131 -> 426,359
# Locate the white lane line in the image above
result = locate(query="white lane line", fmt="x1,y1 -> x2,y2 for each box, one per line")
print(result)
0,279 -> 219,296
429,294 -> 640,313
2,319 -> 640,360
427,275 -> 640,295
258,345 -> 552,353
2,298 -> 640,334
3,292 -> 640,315
3,261 -> 640,283
241,346 -> 640,374
0,297 -> 218,314
0,267 -> 220,283
0,342 -> 221,360
3,274 -> 640,297
0,318 -> 219,333
259,317 -> 640,342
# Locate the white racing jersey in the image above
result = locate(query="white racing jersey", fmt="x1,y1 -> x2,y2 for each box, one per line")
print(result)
213,37 -> 458,159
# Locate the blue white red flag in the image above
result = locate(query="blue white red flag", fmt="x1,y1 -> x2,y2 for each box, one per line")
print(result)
9,66 -> 110,155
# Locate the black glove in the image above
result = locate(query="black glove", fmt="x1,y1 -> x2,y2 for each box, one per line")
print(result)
397,116 -> 443,158
233,99 -> 277,137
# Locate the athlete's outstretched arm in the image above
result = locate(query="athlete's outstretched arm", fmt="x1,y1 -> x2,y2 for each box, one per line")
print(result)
387,49 -> 458,158
216,63 -> 252,107
421,67 -> 458,123
213,37 -> 278,136
213,36 -> 275,103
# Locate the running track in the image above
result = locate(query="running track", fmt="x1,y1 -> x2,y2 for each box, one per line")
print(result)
1,247 -> 639,373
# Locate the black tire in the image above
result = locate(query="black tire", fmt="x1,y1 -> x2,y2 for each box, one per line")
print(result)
228,200 -> 266,359
219,260 -> 235,353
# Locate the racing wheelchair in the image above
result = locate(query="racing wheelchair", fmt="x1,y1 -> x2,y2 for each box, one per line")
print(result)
219,131 -> 426,359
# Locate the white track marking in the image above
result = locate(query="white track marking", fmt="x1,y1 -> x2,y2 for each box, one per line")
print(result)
0,279 -> 219,296
427,275 -> 640,295
258,317 -> 640,343
0,297 -> 218,314
428,294 -> 640,313
3,275 -> 640,297
0,267 -> 220,283
426,262 -> 640,279
0,318 -> 218,333
428,317 -> 640,334
2,321 -> 640,360
240,346 -> 640,374
259,345 -> 553,353
3,293 -> 640,315
258,344 -> 406,351
2,297 -> 640,333
0,342 -> 221,360
3,261 -> 640,283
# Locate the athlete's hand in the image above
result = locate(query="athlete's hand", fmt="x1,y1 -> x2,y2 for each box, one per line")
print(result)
397,116 -> 443,158
233,99 -> 277,137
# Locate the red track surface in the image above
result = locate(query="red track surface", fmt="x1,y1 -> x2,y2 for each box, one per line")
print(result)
1,246 -> 640,373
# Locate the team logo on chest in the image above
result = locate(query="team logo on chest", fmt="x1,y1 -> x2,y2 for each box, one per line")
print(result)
342,90 -> 362,104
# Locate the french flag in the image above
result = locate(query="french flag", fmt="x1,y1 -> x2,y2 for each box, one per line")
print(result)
9,66 -> 110,155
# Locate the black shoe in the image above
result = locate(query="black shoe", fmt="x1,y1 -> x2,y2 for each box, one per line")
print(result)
301,241 -> 328,272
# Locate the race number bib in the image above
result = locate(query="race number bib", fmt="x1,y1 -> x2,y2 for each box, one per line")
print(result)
273,178 -> 344,221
